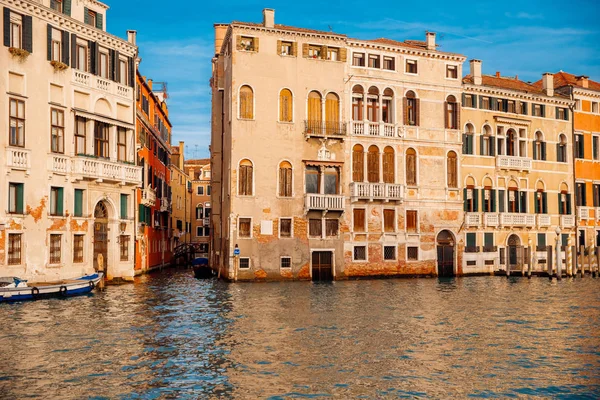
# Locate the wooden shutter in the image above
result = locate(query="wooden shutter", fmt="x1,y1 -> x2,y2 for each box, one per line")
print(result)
108,49 -> 115,81
128,56 -> 135,88
278,168 -> 285,196
383,151 -> 394,183
444,101 -> 448,129
61,30 -> 69,64
114,50 -> 120,82
247,166 -> 253,195
96,13 -> 103,30
491,189 -> 496,212
84,7 -> 89,24
302,43 -> 309,58
286,168 -> 292,196
542,192 -> 548,214
353,209 -> 365,232
473,189 -> 479,212
556,143 -> 561,162
447,155 -> 457,188
3,7 -> 10,47
533,141 -> 537,160
367,150 -> 379,183
75,189 -> 83,217
252,37 -> 259,52
292,41 -> 297,57
352,149 -> 363,182
520,192 -> 527,213
57,188 -> 64,216
406,153 -> 416,185
455,103 -> 460,129
120,194 -> 127,219
276,40 -> 281,55
70,33 -> 77,67
22,15 -> 32,53
239,166 -> 246,195
414,99 -> 420,126
463,188 -> 468,212
325,95 -> 339,126
16,184 -> 24,214
339,48 -> 347,62
308,94 -> 321,122
321,45 -> 328,60
63,0 -> 72,16
89,41 -> 97,74
236,35 -> 242,51
462,134 -> 468,154
47,24 -> 52,61
403,97 -> 408,125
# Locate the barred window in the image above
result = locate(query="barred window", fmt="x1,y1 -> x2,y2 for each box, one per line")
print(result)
120,235 -> 129,261
73,235 -> 84,263
239,218 -> 251,238
384,246 -> 396,261
309,219 -> 322,238
354,246 -> 366,261
281,257 -> 291,269
239,258 -> 250,269
8,233 -> 22,265
50,234 -> 61,264
325,219 -> 339,237
407,246 -> 418,261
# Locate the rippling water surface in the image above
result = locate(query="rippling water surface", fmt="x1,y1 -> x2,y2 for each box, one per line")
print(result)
1,271 -> 600,399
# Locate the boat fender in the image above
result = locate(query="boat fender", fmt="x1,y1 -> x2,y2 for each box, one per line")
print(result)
59,286 -> 67,296
31,287 -> 40,296
89,281 -> 95,289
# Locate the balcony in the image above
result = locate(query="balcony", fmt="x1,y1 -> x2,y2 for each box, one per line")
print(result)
72,69 -> 132,99
303,120 -> 346,140
465,213 -> 481,227
48,155 -> 69,175
72,156 -> 141,185
560,215 -> 575,228
577,206 -> 590,221
496,155 -> 532,172
203,218 -> 210,227
159,197 -> 172,213
6,147 -> 31,173
350,121 -> 398,138
483,213 -> 499,227
141,187 -> 156,207
305,193 -> 345,212
500,213 -> 536,228
537,214 -> 551,228
350,182 -> 404,202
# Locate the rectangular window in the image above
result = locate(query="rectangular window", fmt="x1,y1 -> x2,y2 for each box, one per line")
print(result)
353,209 -> 365,232
308,45 -> 321,58
87,9 -> 97,27
239,218 -> 251,238
196,226 -> 203,237
280,218 -> 292,238
325,219 -> 339,237
119,59 -> 128,85
8,234 -> 22,265
537,233 -> 546,249
557,108 -> 565,120
406,59 -> 417,74
74,189 -> 84,217
327,47 -> 339,61
98,51 -> 107,78
309,219 -> 322,237
446,65 -> 458,79
120,236 -> 129,261
280,41 -> 293,56
507,101 -> 515,113
368,54 -> 380,68
73,235 -> 84,263
520,102 -> 528,115
50,234 -> 61,264
281,257 -> 291,269
117,127 -> 127,161
484,233 -> 494,249
76,43 -> 88,71
50,187 -> 64,216
9,98 -> 25,147
197,186 -> 204,195
239,258 -> 250,269
352,53 -> 365,67
407,246 -> 418,261
592,102 -> 599,113
50,108 -> 64,153
384,209 -> 395,232
575,134 -> 584,159
207,186 -> 211,195
594,184 -> 600,207
120,194 -> 128,219
75,117 -> 86,155
354,246 -> 366,261
406,210 -> 417,233
383,56 -> 395,71
51,28 -> 62,62
576,183 -> 587,206
466,233 -> 477,252
8,183 -> 24,214
10,13 -> 22,49
464,95 -> 474,108
384,246 -> 396,261
533,104 -> 542,117
481,97 -> 490,110
593,136 -> 599,160
51,0 -> 63,13
94,122 -> 109,158
239,36 -> 255,51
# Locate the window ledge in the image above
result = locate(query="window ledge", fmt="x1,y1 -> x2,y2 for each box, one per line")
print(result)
404,72 -> 419,76
47,264 -> 63,268
238,118 -> 255,122
277,121 -> 294,125
48,215 -> 66,219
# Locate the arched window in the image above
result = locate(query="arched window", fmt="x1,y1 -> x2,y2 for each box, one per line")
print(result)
533,131 -> 546,161
404,91 -> 419,126
447,151 -> 457,188
196,204 -> 204,220
507,129 -> 517,156
325,93 -> 340,134
352,144 -> 364,182
464,176 -> 477,212
406,148 -> 417,186
239,159 -> 253,196
279,89 -> 293,122
559,182 -> 571,215
367,87 -> 379,122
239,85 -> 254,119
463,123 -> 475,155
482,177 -> 495,213
352,85 -> 364,121
445,95 -> 459,129
383,146 -> 395,183
557,134 -> 567,163
279,161 -> 292,197
481,125 -> 494,156
367,145 -> 380,183
535,181 -> 547,214
307,91 -> 322,132
508,180 -> 519,213
382,88 -> 394,124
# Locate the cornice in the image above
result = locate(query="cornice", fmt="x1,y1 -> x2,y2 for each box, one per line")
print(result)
464,83 -> 574,106
5,0 -> 136,56
230,23 -> 346,42
494,116 -> 531,127
347,40 -> 466,62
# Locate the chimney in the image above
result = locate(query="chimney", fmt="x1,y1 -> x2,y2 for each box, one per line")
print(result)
263,8 -> 275,28
426,31 -> 436,51
127,30 -> 137,46
542,73 -> 554,97
576,75 -> 589,88
214,24 -> 228,55
495,71 -> 501,78
148,79 -> 153,90
470,59 -> 482,85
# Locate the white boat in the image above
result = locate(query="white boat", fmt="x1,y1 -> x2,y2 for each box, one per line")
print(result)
0,273 -> 103,303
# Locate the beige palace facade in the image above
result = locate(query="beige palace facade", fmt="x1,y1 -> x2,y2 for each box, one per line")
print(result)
0,0 -> 141,281
211,9 -> 469,280
460,61 -> 575,274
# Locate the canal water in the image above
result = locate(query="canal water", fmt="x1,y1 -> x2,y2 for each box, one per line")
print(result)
1,271 -> 599,399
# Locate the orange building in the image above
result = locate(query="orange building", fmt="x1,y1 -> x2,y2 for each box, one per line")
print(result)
135,71 -> 173,272
186,159 -> 211,255
537,73 -> 600,250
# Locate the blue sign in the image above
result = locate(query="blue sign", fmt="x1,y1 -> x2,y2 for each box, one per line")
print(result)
233,248 -> 240,256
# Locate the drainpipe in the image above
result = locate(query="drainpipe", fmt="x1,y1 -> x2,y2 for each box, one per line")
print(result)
568,85 -> 579,268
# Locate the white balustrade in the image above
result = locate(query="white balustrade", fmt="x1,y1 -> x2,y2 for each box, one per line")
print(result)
72,156 -> 142,185
6,148 -> 30,170
116,84 -> 131,98
496,155 -> 532,171
71,69 -> 133,99
465,213 -> 481,227
578,207 -> 589,221
49,155 -> 69,174
500,213 -> 536,228
537,214 -> 551,228
142,187 -> 156,207
305,194 -> 345,211
72,69 -> 91,87
561,215 -> 575,228
368,122 -> 380,136
352,121 -> 365,135
96,77 -> 111,93
484,213 -> 499,227
350,182 -> 404,202
383,123 -> 396,137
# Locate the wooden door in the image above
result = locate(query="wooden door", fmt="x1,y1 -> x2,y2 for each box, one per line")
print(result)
437,245 -> 455,277
311,251 -> 333,281
93,221 -> 108,272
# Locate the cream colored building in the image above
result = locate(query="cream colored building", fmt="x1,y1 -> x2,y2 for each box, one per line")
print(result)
460,61 -> 575,274
210,9 -> 468,280
170,142 -> 192,247
0,0 -> 141,281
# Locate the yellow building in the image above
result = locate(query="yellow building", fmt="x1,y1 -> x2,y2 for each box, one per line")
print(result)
170,142 -> 193,247
461,61 -> 575,274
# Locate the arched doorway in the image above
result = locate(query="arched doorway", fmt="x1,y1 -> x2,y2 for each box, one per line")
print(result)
508,234 -> 521,269
94,202 -> 109,274
437,230 -> 455,277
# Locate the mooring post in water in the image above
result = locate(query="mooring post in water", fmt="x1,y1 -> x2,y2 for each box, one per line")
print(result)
548,245 -> 553,280
528,239 -> 533,279
595,247 -> 600,278
579,245 -> 584,278
556,235 -> 562,281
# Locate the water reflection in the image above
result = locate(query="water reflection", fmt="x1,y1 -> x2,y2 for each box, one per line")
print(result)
1,273 -> 599,398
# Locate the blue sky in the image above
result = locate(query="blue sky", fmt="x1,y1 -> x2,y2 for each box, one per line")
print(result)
105,0 -> 600,160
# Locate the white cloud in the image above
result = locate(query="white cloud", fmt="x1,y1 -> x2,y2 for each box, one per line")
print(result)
505,12 -> 544,20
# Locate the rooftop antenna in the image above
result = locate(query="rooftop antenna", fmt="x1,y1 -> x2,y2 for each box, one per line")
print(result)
194,144 -> 199,159
328,25 -> 333,32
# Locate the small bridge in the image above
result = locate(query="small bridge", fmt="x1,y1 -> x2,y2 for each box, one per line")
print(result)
171,243 -> 207,268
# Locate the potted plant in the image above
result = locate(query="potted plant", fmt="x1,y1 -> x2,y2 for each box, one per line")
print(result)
50,60 -> 69,71
8,47 -> 30,61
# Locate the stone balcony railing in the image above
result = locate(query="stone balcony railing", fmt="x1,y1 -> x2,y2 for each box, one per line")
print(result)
350,121 -> 398,138
159,197 -> 172,213
141,187 -> 156,207
6,147 -> 31,173
560,215 -> 575,228
500,213 -> 536,228
577,206 -> 590,221
49,154 -> 141,185
537,214 -> 551,228
303,120 -> 346,139
350,182 -> 404,202
496,155 -> 532,171
305,193 -> 345,212
72,69 -> 132,99
465,212 -> 482,227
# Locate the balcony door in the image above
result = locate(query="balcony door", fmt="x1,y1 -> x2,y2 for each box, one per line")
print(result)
436,230 -> 455,277
508,234 -> 521,269
93,201 -> 109,275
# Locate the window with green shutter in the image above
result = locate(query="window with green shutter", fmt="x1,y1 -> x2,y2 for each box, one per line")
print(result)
8,183 -> 24,214
537,233 -> 546,249
120,194 -> 128,219
561,234 -> 569,247
74,189 -> 83,217
139,204 -> 146,223
484,233 -> 494,248
498,190 -> 505,213
466,233 -> 476,247
50,187 -> 64,216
